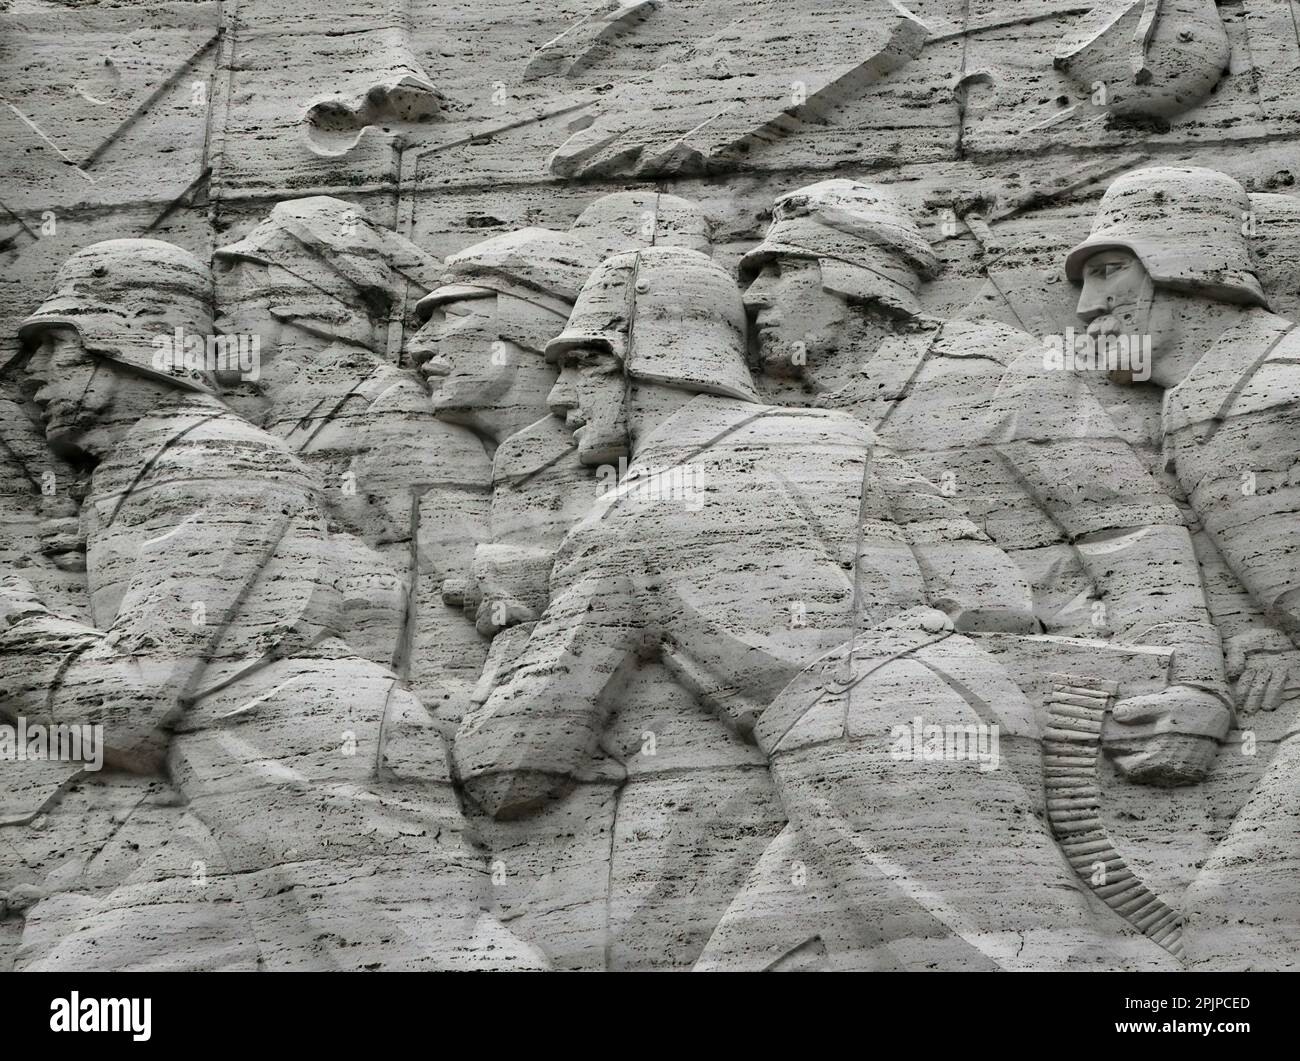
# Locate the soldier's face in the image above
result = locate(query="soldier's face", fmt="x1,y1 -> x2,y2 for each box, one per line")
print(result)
1076,248 -> 1184,380
22,326 -> 119,458
547,346 -> 626,466
213,257 -> 283,360
1076,249 -> 1157,338
410,294 -> 504,416
743,257 -> 848,377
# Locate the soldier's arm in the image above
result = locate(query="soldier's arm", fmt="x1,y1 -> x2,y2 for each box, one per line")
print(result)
0,576 -> 178,773
875,451 -> 1039,634
991,351 -> 1230,704
0,476 -> 315,773
453,567 -> 640,819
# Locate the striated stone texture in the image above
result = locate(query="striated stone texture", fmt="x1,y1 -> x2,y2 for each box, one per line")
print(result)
2,0 -> 1300,973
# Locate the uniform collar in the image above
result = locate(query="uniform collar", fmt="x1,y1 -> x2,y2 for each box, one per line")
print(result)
1163,311 -> 1295,436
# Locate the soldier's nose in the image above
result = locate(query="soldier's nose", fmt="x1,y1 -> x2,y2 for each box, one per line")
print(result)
21,346 -> 52,394
418,351 -> 450,378
28,379 -> 56,406
742,271 -> 774,311
1075,277 -> 1111,323
547,371 -> 576,415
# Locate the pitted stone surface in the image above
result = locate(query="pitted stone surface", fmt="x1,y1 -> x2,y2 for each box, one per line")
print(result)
2,0 -> 1299,972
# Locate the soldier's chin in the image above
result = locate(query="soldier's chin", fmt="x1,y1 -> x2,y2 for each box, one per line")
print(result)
758,333 -> 805,379
575,426 -> 626,467
42,418 -> 93,460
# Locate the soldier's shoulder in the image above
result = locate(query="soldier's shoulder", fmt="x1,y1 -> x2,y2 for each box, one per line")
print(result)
143,401 -> 317,484
493,415 -> 574,481
932,317 -> 1043,367
364,365 -> 435,414
749,402 -> 875,445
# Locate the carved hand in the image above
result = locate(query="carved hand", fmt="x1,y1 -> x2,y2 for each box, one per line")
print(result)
1101,685 -> 1231,786
1225,629 -> 1300,714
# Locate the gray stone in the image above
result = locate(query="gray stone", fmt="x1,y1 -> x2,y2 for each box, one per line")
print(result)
2,1 -> 1299,972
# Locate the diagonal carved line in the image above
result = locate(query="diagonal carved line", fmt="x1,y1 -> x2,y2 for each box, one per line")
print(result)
0,196 -> 39,244
144,167 -> 211,232
767,470 -> 855,594
409,99 -> 596,163
925,6 -> 1093,44
82,29 -> 223,169
800,789 -> 1012,968
1202,322 -> 1297,440
1,102 -> 95,184
504,436 -> 577,492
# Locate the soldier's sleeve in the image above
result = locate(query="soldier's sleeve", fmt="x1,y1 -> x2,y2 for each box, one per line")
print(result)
874,450 -> 1039,634
453,560 -> 640,820
989,350 -> 1229,705
1173,347 -> 1300,644
0,449 -> 321,772
0,607 -> 173,772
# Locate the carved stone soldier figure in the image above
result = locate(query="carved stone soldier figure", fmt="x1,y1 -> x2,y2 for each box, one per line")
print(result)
1062,165 -> 1300,969
0,239 -> 543,971
740,177 -> 1232,786
422,226 -> 790,970
214,195 -> 493,711
410,227 -> 601,641
453,246 -> 1170,969
740,177 -> 941,395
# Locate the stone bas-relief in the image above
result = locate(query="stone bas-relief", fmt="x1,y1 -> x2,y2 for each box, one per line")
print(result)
0,239 -> 545,971
2,1 -> 1300,973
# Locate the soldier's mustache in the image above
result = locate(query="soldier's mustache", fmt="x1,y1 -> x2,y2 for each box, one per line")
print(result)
1086,310 -> 1140,337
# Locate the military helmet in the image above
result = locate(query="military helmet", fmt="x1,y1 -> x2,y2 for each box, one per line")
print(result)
215,196 -> 443,346
1064,166 -> 1268,308
546,246 -> 759,403
738,178 -> 939,317
11,239 -> 218,394
570,191 -> 710,260
415,227 -> 599,320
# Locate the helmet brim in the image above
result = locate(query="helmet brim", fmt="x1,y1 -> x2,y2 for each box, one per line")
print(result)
543,332 -> 622,364
1063,238 -> 1141,284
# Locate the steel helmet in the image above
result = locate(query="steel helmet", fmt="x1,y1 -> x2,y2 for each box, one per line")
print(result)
1245,191 -> 1300,319
11,239 -> 218,394
415,227 -> 599,321
1064,166 -> 1268,308
738,178 -> 939,317
570,191 -> 711,260
546,246 -> 759,403
215,196 -> 443,347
